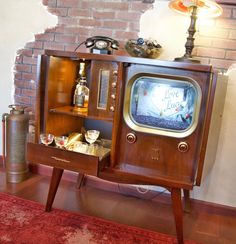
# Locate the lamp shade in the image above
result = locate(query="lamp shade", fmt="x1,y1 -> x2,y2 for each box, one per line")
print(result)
169,0 -> 223,18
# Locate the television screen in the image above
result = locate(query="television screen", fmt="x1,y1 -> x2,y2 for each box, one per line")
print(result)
124,75 -> 201,137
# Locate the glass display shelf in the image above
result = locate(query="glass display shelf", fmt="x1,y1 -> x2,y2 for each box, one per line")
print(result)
49,106 -> 113,122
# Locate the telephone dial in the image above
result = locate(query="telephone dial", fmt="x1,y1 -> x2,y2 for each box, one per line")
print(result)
85,36 -> 119,54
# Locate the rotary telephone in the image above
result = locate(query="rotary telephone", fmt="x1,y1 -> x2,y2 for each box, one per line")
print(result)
85,36 -> 119,54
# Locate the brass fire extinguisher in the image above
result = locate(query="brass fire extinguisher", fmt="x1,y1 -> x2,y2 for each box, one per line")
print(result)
2,104 -> 30,183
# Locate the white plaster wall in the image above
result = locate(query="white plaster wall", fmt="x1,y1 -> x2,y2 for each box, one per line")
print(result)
140,1 -> 236,207
0,0 -> 57,155
139,0 -> 189,61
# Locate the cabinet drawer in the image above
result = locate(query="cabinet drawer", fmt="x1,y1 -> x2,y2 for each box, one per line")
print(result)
27,142 -> 110,176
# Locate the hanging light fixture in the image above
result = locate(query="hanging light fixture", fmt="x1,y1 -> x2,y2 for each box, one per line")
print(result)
169,0 -> 223,63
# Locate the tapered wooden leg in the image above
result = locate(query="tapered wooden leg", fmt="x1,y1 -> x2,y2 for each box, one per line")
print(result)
171,188 -> 184,244
76,173 -> 85,189
45,167 -> 64,212
183,189 -> 191,213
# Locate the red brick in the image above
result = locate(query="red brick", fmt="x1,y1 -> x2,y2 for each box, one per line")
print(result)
81,2 -> 129,11
65,44 -> 80,52
114,31 -> 138,41
57,0 -> 79,8
35,33 -> 55,41
90,29 -> 113,37
55,34 -> 77,43
129,22 -> 140,32
15,88 -> 22,95
116,11 -> 142,21
213,39 -> 236,49
45,26 -> 65,34
58,17 -> 78,26
15,64 -> 32,73
15,80 -> 35,89
14,96 -> 31,105
42,0 -> 49,5
14,73 -> 22,80
16,49 -> 33,56
197,47 -> 225,58
48,7 -> 68,17
25,41 -> 43,49
64,27 -> 89,35
68,8 -> 91,17
103,20 -> 128,30
229,30 -> 236,39
22,72 -> 37,81
216,19 -> 236,29
195,37 -> 212,47
226,50 -> 236,59
44,0 -> 57,7
199,28 -> 229,38
15,55 -> 23,64
44,42 -> 65,50
79,18 -> 103,27
22,89 -> 36,97
33,49 -> 45,56
23,57 -> 37,65
93,11 -> 115,19
130,2 -> 152,12
221,8 -> 232,18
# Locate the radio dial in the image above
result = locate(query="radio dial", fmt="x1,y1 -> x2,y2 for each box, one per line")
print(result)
178,142 -> 189,153
126,133 -> 137,144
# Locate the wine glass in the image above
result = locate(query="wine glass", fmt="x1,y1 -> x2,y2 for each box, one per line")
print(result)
54,136 -> 68,149
85,130 -> 100,145
40,133 -> 54,146
85,130 -> 100,155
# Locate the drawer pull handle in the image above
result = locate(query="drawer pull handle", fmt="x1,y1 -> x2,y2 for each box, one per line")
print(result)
51,156 -> 70,163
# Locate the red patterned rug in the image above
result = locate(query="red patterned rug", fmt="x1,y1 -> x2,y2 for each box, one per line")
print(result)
0,192 -> 199,244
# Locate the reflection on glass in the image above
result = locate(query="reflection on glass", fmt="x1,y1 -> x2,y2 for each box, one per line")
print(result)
130,77 -> 198,131
97,70 -> 110,109
54,136 -> 68,149
40,133 -> 54,146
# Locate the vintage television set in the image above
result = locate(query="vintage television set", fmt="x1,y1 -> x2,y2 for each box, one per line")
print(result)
27,50 -> 227,244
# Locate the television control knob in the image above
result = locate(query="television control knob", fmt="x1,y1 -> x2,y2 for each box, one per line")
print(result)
113,70 -> 118,76
110,106 -> 115,112
126,132 -> 137,144
178,142 -> 189,153
111,82 -> 117,88
111,94 -> 116,100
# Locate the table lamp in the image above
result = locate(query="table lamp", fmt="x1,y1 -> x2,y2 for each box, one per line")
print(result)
169,0 -> 223,63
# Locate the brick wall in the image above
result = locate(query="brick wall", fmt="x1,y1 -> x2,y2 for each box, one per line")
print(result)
13,0 -> 236,112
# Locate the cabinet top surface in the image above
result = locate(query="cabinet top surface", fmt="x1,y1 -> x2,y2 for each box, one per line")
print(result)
44,49 -> 213,73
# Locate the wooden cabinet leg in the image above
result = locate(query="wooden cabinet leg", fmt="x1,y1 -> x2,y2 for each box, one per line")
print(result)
183,189 -> 191,213
171,188 -> 184,244
45,167 -> 64,212
76,173 -> 85,189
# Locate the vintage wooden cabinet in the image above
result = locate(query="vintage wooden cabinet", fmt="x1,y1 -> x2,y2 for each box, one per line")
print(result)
27,50 -> 227,244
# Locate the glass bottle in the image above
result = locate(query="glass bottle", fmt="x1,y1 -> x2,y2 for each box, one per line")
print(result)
73,62 -> 89,113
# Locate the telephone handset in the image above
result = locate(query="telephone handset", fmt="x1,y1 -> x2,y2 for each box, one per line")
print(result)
85,36 -> 119,54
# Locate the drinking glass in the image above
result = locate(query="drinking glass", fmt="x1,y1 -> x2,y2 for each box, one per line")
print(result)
40,133 -> 54,146
54,136 -> 68,149
85,130 -> 100,145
